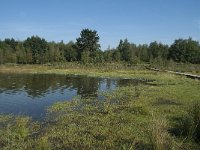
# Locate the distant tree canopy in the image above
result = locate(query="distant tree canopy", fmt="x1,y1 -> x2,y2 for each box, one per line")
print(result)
76,29 -> 100,63
0,29 -> 200,65
24,36 -> 48,64
168,38 -> 200,63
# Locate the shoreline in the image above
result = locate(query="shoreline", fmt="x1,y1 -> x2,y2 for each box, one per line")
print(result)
0,64 -> 182,82
0,64 -> 200,149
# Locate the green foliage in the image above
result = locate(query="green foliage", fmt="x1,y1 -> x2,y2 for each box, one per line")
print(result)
24,36 -> 48,64
46,86 -> 149,150
4,38 -> 18,50
5,46 -> 17,63
0,48 -> 3,64
170,101 -> 200,148
150,116 -> 174,150
35,137 -> 51,150
16,43 -> 26,64
76,28 -> 100,60
113,50 -> 121,62
91,50 -> 104,63
0,30 -> 200,65
130,56 -> 140,64
137,44 -> 149,62
188,102 -> 200,141
0,116 -> 33,150
169,38 -> 200,63
64,41 -> 78,62
103,49 -> 113,62
81,51 -> 91,64
47,43 -> 64,63
149,41 -> 169,60
118,39 -> 136,62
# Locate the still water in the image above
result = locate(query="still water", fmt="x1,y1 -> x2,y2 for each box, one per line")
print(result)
0,73 -> 145,119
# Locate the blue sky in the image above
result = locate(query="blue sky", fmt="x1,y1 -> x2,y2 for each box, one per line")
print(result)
1,0 -> 200,50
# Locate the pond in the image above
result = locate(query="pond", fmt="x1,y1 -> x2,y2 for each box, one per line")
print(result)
0,73 -> 147,119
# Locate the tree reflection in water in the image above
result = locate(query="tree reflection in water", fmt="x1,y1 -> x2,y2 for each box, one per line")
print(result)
0,73 -> 147,119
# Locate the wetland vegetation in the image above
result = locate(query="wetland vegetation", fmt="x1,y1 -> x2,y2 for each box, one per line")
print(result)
0,64 -> 200,149
0,29 -> 200,149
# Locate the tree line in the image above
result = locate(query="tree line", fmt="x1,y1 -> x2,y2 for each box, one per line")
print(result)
0,28 -> 200,64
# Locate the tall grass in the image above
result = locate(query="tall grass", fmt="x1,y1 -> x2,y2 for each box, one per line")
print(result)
151,61 -> 200,75
188,101 -> 200,142
170,101 -> 200,150
150,116 -> 174,150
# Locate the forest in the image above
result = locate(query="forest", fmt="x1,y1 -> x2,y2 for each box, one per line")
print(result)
1,28 -> 200,65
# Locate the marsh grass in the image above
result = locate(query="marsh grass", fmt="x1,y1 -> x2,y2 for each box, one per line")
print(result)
189,102 -> 200,142
153,98 -> 182,106
0,65 -> 200,149
45,86 -> 151,149
0,116 -> 32,150
172,101 -> 200,142
167,102 -> 200,150
150,116 -> 174,150
0,63 -> 179,83
151,62 -> 200,75
1,83 -> 198,149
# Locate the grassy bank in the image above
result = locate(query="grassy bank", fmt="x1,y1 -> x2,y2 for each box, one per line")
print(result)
150,62 -> 200,75
0,64 -> 200,149
0,63 -> 188,83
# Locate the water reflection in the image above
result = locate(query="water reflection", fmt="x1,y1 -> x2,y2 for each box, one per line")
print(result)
0,73 -> 146,119
0,74 -> 100,98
